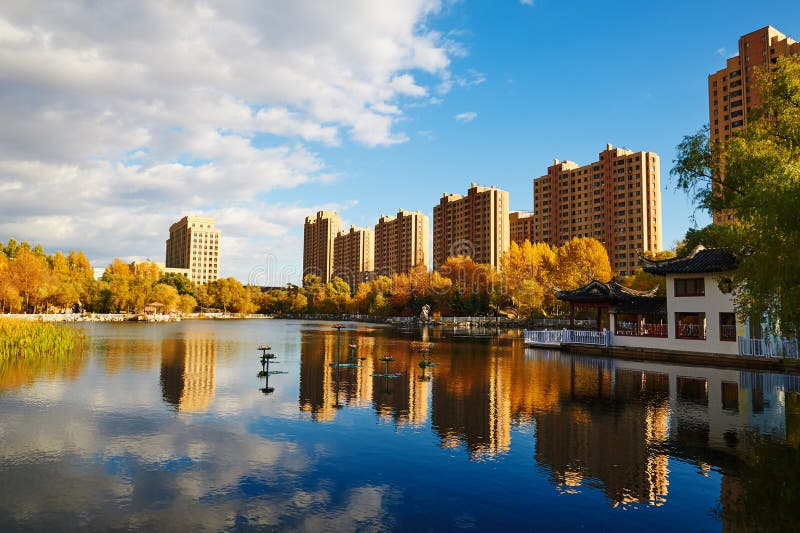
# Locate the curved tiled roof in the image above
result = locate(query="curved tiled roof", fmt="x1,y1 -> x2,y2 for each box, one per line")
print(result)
556,280 -> 665,315
556,280 -> 658,303
640,245 -> 736,275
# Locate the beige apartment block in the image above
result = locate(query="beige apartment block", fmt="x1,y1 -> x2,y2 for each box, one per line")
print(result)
165,216 -> 221,285
432,183 -> 509,269
374,209 -> 430,276
708,26 -> 800,225
333,225 -> 374,287
509,211 -> 535,245
303,211 -> 341,283
532,144 -> 662,277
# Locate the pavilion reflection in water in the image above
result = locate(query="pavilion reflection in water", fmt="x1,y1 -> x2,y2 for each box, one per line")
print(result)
297,329 -> 797,509
160,334 -> 217,413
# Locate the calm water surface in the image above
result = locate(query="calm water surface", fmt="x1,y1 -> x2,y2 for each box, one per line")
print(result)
1,320 -> 799,531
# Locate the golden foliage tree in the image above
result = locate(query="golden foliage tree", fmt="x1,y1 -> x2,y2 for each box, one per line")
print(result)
500,240 -> 557,318
553,237 -> 612,291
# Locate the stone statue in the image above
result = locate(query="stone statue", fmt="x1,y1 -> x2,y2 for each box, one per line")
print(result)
420,304 -> 431,321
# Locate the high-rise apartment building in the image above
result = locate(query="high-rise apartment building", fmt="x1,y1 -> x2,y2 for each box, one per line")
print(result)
333,226 -> 374,286
432,183 -> 509,269
165,216 -> 221,285
374,209 -> 430,276
532,144 -> 661,276
303,211 -> 341,283
708,26 -> 799,224
509,211 -> 535,246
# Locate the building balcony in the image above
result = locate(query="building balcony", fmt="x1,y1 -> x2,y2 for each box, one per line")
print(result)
614,323 -> 668,338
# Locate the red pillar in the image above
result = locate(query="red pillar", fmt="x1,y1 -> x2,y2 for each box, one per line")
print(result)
569,303 -> 575,329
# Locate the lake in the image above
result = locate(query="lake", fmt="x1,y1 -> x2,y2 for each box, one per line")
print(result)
1,319 -> 798,531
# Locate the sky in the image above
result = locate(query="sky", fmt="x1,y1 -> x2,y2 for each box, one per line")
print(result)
1,1 -> 799,285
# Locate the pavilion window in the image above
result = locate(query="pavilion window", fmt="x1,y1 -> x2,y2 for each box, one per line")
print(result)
674,278 -> 705,297
676,312 -> 706,340
719,312 -> 736,341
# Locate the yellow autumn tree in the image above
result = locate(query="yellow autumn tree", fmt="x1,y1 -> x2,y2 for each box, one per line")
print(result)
553,237 -> 612,291
437,256 -> 498,315
9,248 -> 49,311
500,240 -> 557,318
0,253 -> 22,312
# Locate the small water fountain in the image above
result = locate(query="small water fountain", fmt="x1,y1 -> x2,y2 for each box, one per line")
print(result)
417,345 -> 438,369
371,355 -> 402,378
329,325 -> 363,368
257,344 -> 287,395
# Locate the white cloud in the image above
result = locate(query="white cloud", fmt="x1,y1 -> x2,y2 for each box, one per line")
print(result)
0,1 -> 463,281
454,111 -> 477,123
520,0 -> 535,6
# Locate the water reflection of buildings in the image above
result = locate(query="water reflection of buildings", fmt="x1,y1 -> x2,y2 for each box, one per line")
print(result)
299,330 -> 433,427
371,349 -> 430,428
299,331 -> 375,421
431,347 -> 512,459
529,358 -> 670,507
296,327 -> 799,512
522,349 -> 793,509
160,336 -> 217,412
99,338 -> 160,374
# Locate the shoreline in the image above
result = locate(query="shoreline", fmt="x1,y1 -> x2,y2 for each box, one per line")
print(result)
561,343 -> 800,373
0,313 -> 276,323
6,313 -> 799,374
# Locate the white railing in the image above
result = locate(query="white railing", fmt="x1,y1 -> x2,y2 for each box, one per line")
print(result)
524,329 -> 564,345
677,323 -> 706,339
524,329 -> 610,347
720,324 -> 737,340
453,316 -> 492,326
565,329 -> 610,346
615,322 -> 668,338
738,336 -> 800,358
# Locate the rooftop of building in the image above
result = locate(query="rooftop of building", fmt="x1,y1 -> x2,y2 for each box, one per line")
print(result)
378,209 -> 427,222
337,225 -> 372,236
556,280 -> 658,303
439,182 -> 506,201
542,144 -> 657,175
169,215 -> 218,232
640,245 -> 737,275
556,280 -> 665,315
305,210 -> 340,223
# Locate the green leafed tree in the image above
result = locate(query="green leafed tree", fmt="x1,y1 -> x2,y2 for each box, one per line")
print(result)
157,272 -> 198,298
671,55 -> 800,334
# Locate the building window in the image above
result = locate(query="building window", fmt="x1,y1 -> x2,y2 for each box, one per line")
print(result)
720,312 -> 736,341
676,312 -> 706,340
675,278 -> 705,297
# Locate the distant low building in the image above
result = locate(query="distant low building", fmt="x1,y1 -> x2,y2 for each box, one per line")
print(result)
129,260 -> 190,279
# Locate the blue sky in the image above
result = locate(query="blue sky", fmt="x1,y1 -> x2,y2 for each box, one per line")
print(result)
1,1 -> 798,283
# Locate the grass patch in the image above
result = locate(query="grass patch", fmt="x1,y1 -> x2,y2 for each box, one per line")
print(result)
0,320 -> 86,389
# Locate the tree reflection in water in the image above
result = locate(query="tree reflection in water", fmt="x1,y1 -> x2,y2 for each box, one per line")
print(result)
718,431 -> 800,531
